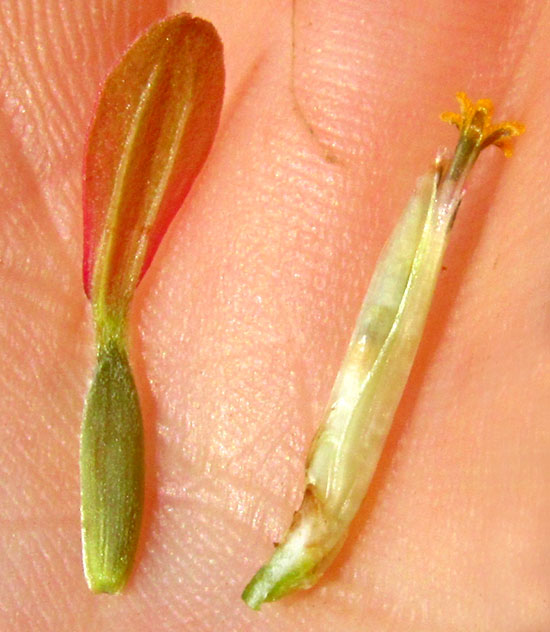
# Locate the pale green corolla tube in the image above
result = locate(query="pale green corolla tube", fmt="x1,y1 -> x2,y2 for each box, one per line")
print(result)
242,93 -> 524,609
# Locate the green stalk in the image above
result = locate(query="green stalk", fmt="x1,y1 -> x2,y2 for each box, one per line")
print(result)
80,328 -> 144,594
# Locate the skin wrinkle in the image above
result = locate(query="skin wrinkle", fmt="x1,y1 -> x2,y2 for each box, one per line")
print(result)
0,0 -> 549,630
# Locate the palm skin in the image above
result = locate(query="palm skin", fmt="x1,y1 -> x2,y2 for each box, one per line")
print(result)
0,1 -> 548,630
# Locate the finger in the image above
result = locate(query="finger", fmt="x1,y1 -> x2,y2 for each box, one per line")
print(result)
0,0 -> 167,627
147,1 -> 549,630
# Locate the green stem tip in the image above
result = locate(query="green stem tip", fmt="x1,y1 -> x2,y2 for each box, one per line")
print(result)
80,338 -> 144,593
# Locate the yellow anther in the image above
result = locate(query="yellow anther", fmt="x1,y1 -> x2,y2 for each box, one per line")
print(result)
441,91 -> 525,157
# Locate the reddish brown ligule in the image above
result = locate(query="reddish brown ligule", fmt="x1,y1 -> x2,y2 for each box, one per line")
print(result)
83,14 -> 224,316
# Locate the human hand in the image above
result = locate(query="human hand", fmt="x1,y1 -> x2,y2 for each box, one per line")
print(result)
0,1 -> 548,630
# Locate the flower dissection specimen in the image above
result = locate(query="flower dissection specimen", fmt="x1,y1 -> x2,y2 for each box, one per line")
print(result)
242,93 -> 525,609
80,14 -> 224,593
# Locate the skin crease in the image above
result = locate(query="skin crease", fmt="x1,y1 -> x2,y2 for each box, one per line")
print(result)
0,0 -> 549,629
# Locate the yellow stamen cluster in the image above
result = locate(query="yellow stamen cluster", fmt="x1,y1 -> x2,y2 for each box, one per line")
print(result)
441,92 -> 525,157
